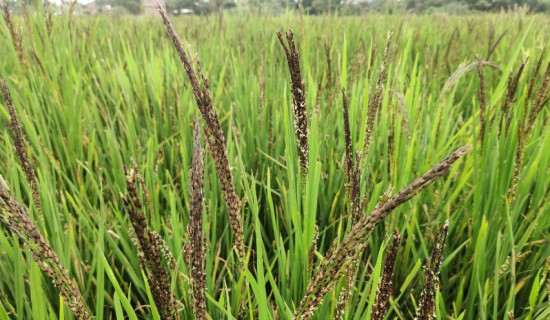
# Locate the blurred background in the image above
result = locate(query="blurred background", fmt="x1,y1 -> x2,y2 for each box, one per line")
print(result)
2,0 -> 550,17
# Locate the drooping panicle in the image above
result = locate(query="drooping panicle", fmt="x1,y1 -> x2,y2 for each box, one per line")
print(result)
415,221 -> 449,320
277,29 -> 309,178
342,88 -> 353,193
0,176 -> 90,320
501,59 -> 527,136
509,48 -> 550,202
158,4 -> 243,258
1,3 -> 24,62
525,47 -> 547,110
476,56 -> 487,143
372,231 -> 402,320
342,89 -> 362,223
527,61 -> 550,129
307,223 -> 319,274
294,146 -> 470,320
363,32 -> 393,157
335,185 -> 392,319
122,166 -> 176,319
486,22 -> 507,60
334,90 -> 366,319
324,43 -> 334,106
1,79 -> 42,218
187,118 -> 207,319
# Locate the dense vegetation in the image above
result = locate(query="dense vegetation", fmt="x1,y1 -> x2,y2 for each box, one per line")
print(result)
1,5 -> 550,320
4,0 -> 550,17
113,0 -> 550,16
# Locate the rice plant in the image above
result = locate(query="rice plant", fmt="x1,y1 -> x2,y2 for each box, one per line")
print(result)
0,4 -> 549,320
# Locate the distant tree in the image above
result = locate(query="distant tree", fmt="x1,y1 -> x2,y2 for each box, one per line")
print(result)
113,0 -> 143,14
308,0 -> 340,14
533,0 -> 550,11
404,0 -> 550,12
107,0 -> 141,14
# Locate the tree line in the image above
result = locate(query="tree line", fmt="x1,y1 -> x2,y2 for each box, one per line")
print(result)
3,0 -> 550,15
164,0 -> 550,15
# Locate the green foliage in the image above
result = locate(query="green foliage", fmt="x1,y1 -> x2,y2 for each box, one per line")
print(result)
406,0 -> 550,12
94,0 -> 142,14
112,0 -> 142,14
0,5 -> 550,320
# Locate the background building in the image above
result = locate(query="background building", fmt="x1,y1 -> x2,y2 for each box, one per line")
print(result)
144,0 -> 164,14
